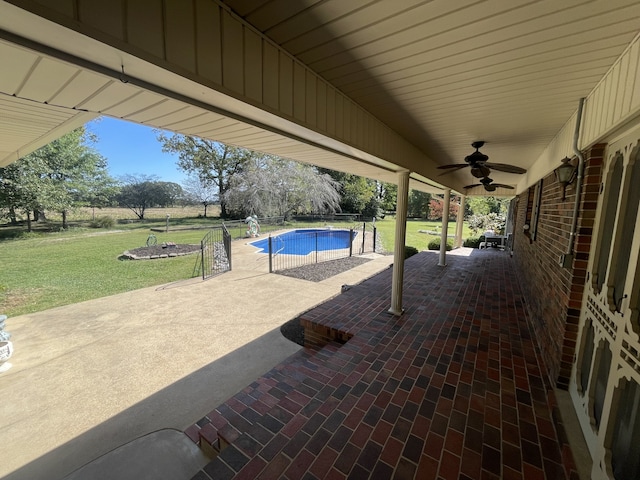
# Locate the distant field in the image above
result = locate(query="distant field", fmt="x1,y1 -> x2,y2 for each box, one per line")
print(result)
0,206 -> 224,239
51,205 -> 221,222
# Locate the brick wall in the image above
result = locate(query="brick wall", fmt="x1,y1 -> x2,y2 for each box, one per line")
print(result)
513,145 -> 604,388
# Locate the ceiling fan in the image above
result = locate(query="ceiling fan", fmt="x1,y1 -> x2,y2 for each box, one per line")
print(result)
437,141 -> 527,178
464,176 -> 514,192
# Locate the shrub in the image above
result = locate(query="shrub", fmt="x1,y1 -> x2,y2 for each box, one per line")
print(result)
463,236 -> 482,248
427,238 -> 453,251
404,246 -> 419,259
14,231 -> 42,240
468,213 -> 506,235
89,215 -> 115,229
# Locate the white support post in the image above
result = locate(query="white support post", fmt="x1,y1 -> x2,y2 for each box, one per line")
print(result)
455,194 -> 466,248
439,189 -> 451,266
389,170 -> 410,316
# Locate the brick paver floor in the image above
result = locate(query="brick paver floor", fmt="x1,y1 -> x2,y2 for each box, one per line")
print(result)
186,249 -> 579,479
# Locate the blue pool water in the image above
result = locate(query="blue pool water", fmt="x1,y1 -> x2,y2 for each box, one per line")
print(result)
250,229 -> 357,255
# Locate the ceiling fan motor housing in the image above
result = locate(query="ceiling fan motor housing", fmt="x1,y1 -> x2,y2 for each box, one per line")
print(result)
465,151 -> 489,164
471,165 -> 491,178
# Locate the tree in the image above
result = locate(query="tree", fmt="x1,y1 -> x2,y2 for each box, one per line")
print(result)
80,169 -> 121,219
224,155 -> 341,219
466,196 -> 510,216
376,182 -> 397,213
156,133 -> 251,218
182,174 -> 218,217
428,196 -> 459,221
0,155 -> 44,229
117,175 -> 183,219
408,190 -> 432,218
318,169 -> 375,214
0,127 -> 117,229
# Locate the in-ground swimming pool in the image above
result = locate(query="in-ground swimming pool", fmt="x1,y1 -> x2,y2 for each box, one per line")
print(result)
250,229 -> 357,255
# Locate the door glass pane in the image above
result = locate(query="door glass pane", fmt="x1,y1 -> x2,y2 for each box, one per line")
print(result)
593,343 -> 612,429
595,155 -> 622,293
579,321 -> 595,394
612,153 -> 640,311
611,380 -> 640,479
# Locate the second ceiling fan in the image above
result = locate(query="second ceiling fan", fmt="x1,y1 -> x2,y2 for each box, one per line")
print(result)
464,176 -> 514,192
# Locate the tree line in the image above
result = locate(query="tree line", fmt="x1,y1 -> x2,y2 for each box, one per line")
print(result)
0,122 -> 508,231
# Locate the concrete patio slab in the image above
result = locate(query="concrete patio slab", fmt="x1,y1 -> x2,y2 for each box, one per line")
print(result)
63,429 -> 209,480
0,237 -> 392,480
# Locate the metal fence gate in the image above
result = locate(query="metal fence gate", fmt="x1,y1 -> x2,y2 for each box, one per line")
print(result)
200,225 -> 231,279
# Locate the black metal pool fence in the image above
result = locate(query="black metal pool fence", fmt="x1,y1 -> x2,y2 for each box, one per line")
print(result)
266,222 -> 378,273
200,224 -> 232,279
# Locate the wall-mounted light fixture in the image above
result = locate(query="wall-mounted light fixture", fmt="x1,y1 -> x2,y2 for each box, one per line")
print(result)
555,157 -> 577,200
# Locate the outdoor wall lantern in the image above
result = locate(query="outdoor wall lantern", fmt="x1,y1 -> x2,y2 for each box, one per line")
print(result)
555,157 -> 576,201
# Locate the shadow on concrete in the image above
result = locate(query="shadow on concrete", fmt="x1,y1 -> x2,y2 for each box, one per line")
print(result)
4,327 -> 301,480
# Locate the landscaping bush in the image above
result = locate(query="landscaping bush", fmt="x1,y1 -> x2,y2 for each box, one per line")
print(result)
427,238 -> 453,251
468,213 -> 506,235
89,215 -> 116,229
463,236 -> 482,248
404,245 -> 419,259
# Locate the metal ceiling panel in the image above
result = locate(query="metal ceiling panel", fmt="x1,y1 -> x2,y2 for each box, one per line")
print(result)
0,40 -> 38,93
97,89 -> 166,117
14,56 -> 78,102
0,94 -> 95,166
77,81 -> 146,113
49,70 -> 112,108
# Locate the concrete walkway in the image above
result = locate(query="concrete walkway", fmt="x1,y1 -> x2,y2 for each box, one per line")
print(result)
0,236 -> 392,480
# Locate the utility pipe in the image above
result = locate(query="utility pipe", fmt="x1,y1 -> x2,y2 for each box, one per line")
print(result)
566,98 -> 586,260
439,189 -> 451,266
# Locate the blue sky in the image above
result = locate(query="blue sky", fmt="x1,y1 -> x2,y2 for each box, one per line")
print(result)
87,116 -> 187,184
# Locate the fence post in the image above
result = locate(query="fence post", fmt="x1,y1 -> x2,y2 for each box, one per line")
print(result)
315,232 -> 318,264
223,227 -> 232,271
361,222 -> 366,254
349,229 -> 353,257
201,238 -> 206,280
373,226 -> 377,253
268,235 -> 273,273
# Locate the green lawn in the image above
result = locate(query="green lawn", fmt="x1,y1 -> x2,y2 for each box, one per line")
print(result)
0,229 -> 207,317
0,214 -> 476,317
374,217 -> 473,252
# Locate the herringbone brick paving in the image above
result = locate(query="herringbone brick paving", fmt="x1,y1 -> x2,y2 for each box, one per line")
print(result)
188,249 -> 578,479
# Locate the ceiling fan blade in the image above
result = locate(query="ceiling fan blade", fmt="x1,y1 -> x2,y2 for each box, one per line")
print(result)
437,164 -> 467,176
490,183 -> 515,189
437,164 -> 467,169
485,163 -> 527,174
464,184 -> 482,189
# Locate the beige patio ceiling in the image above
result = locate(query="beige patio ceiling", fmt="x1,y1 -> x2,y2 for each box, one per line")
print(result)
227,0 -> 640,190
0,0 -> 639,195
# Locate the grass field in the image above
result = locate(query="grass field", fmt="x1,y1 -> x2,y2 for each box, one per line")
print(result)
0,208 -> 474,317
374,217 -> 471,253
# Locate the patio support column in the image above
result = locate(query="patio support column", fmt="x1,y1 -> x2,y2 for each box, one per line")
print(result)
439,189 -> 451,266
455,194 -> 466,248
389,170 -> 410,316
